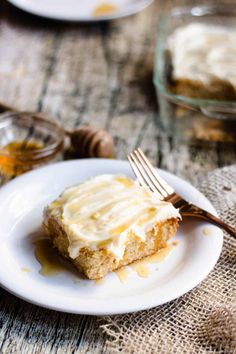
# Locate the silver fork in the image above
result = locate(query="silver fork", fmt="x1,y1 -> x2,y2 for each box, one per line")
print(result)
128,148 -> 236,237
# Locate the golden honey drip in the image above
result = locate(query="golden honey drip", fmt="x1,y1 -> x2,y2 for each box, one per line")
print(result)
0,140 -> 44,180
130,262 -> 151,278
115,267 -> 129,283
115,177 -> 133,188
94,3 -> 118,16
139,208 -> 158,225
172,240 -> 179,246
34,239 -> 66,276
111,223 -> 129,236
203,227 -> 212,236
115,244 -> 175,282
129,245 -> 174,278
147,244 -> 174,262
21,267 -> 31,273
34,237 -> 176,282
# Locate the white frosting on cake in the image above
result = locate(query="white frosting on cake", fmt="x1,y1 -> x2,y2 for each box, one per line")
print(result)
49,174 -> 180,260
168,23 -> 236,87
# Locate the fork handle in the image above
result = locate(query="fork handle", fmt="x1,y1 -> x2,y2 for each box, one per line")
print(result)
181,206 -> 236,237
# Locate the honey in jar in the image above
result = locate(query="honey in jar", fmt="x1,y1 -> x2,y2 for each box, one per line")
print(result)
0,140 -> 44,182
0,112 -> 65,185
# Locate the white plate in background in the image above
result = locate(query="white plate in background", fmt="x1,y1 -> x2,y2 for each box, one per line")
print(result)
0,159 -> 223,315
7,0 -> 154,21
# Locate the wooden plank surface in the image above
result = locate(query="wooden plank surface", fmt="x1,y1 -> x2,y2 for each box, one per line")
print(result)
0,1 -> 236,353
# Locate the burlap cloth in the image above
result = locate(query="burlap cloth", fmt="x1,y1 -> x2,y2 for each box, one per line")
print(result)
101,165 -> 236,354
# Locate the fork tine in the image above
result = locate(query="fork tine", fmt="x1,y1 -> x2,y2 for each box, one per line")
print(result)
132,150 -> 167,198
127,155 -> 148,189
134,149 -> 170,198
128,153 -> 164,199
137,148 -> 174,196
129,153 -> 158,194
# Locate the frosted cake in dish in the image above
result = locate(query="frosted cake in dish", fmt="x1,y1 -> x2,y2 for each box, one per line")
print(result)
167,23 -> 236,100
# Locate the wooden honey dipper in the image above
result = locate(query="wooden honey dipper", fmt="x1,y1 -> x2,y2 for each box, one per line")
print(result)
66,126 -> 114,158
0,101 -> 114,159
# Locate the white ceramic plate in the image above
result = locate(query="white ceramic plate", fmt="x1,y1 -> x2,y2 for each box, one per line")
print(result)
0,159 -> 223,315
7,0 -> 153,21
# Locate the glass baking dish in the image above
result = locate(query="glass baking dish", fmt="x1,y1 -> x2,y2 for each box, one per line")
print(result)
154,4 -> 236,144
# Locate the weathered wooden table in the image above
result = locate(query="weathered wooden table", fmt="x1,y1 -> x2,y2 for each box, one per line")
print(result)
0,1 -> 235,353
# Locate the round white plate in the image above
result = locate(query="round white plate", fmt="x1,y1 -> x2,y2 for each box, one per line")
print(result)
0,159 -> 223,315
7,0 -> 153,21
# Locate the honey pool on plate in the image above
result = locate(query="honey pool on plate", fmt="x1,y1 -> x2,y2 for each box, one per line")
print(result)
129,244 -> 174,279
33,237 -> 178,283
93,2 -> 118,16
203,227 -> 213,236
34,239 -> 66,276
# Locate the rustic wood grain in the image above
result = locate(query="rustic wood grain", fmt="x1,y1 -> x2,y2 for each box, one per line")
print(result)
0,0 -> 236,353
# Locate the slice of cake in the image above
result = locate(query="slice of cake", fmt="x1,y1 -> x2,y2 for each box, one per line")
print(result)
43,174 -> 180,279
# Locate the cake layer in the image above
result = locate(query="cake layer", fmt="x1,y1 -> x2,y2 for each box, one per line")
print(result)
44,214 -> 179,279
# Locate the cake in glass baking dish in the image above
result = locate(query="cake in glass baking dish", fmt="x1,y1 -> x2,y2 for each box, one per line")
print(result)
167,23 -> 236,100
154,5 -> 236,144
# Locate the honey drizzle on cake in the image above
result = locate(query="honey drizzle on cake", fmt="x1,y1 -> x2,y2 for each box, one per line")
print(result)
34,239 -> 177,282
48,175 -> 180,260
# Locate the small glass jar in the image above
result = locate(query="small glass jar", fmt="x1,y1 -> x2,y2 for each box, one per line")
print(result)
0,111 -> 65,185
154,4 -> 236,144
